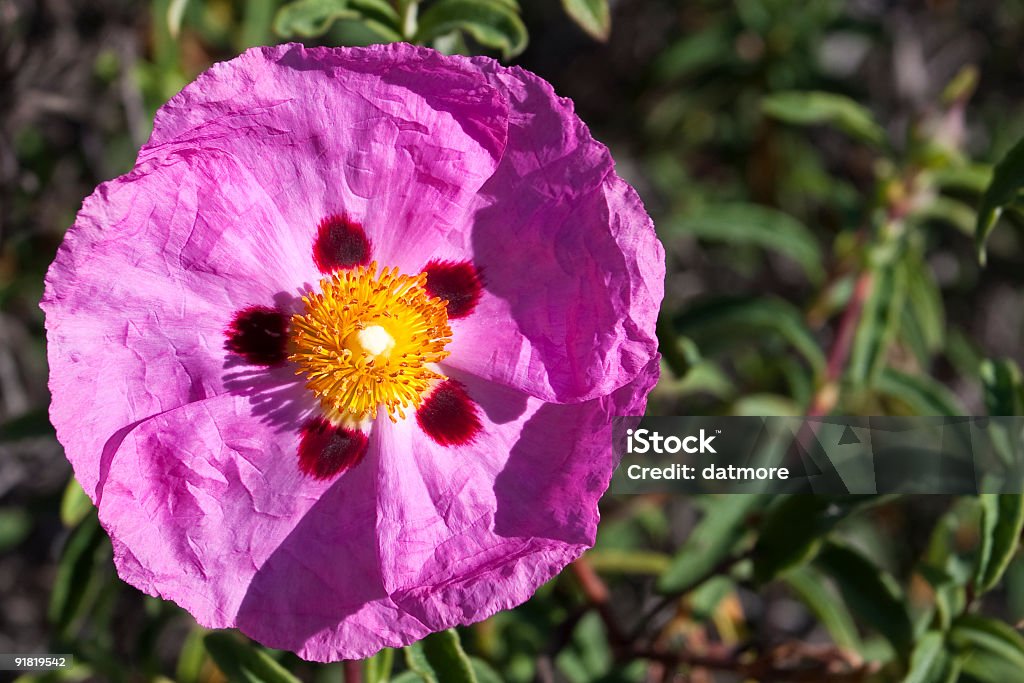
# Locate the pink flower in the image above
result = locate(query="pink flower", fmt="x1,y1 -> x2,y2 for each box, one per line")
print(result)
41,43 -> 663,661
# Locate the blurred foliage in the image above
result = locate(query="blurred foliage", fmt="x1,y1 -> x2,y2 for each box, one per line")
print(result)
5,0 -> 1024,682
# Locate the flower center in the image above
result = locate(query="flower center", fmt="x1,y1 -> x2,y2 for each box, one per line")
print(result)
290,262 -> 451,423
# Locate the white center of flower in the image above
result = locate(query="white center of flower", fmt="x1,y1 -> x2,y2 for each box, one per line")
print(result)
350,324 -> 396,358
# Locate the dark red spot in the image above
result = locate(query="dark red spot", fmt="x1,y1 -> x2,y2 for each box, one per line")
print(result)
422,260 -> 483,319
297,418 -> 369,479
225,306 -> 289,366
313,214 -> 371,273
416,379 -> 482,446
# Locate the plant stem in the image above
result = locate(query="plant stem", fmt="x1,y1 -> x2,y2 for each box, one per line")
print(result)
807,270 -> 874,416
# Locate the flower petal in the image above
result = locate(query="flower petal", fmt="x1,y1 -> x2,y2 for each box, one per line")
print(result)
440,60 -> 664,403
43,43 -> 511,500
41,152 -> 311,499
142,43 -> 509,274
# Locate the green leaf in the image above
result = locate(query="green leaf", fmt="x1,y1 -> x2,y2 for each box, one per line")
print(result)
60,478 -> 93,528
900,252 -> 945,360
876,368 -> 964,416
658,495 -> 764,594
784,566 -> 861,650
560,0 -> 610,41
816,541 -> 914,652
405,629 -> 476,683
976,134 -> 1024,264
762,91 -> 886,147
932,164 -> 993,196
175,628 -> 208,683
981,359 -> 1024,416
584,549 -> 670,575
902,631 -> 946,683
273,0 -> 360,38
672,297 -> 825,376
666,203 -> 824,283
167,0 -> 190,39
951,614 -> 1024,671
974,494 -> 1024,594
390,674 -> 424,683
729,393 -> 801,416
469,658 -> 502,683
365,648 -> 395,683
48,512 -> 108,637
0,507 -> 32,552
415,0 -> 527,60
204,632 -> 301,683
752,496 -> 835,583
848,260 -> 906,387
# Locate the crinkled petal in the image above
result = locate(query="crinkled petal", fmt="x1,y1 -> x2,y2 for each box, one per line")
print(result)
439,60 -> 664,403
142,43 -> 509,274
41,154 -> 309,499
233,358 -> 658,660
43,43 -> 509,498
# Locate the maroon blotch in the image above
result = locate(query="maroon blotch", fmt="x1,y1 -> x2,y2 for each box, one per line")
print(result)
225,306 -> 289,366
313,214 -> 371,273
416,379 -> 482,446
297,418 -> 369,480
422,260 -> 483,319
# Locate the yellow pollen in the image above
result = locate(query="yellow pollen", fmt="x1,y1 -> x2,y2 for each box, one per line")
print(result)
289,262 -> 451,422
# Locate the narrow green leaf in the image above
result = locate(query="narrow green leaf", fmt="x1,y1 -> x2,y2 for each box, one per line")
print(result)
901,252 -> 945,358
560,0 -> 610,41
673,297 -> 825,376
273,0 -> 359,38
469,659 -> 502,683
167,0 -> 190,39
976,134 -> 1024,264
657,495 -> 764,594
981,359 -> 1024,416
762,91 -> 886,147
950,614 -> 1024,670
415,0 -> 527,59
584,549 -> 670,575
974,494 -> 1024,594
175,628 -> 208,683
60,478 -> 93,528
0,508 -> 32,552
816,541 -> 914,652
752,496 -> 834,583
365,648 -> 395,683
902,631 -> 946,683
848,260 -> 906,386
876,368 -> 964,416
784,566 -> 861,650
204,632 -> 302,683
405,629 -> 476,683
238,0 -> 278,50
729,393 -> 801,416
390,674 -> 425,683
666,203 -> 824,283
932,164 -> 993,196
48,513 -> 107,636
687,576 -> 733,621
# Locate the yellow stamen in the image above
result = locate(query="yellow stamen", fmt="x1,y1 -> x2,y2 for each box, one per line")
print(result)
290,262 -> 451,422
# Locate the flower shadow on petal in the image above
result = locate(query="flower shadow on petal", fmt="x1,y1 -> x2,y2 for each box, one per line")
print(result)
222,289 -> 317,434
468,165 -> 641,403
491,401 -> 609,545
234,440 -> 395,659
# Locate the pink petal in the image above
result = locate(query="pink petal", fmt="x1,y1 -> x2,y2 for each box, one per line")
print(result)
239,359 -> 659,660
141,43 -> 509,274
437,60 -> 664,403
